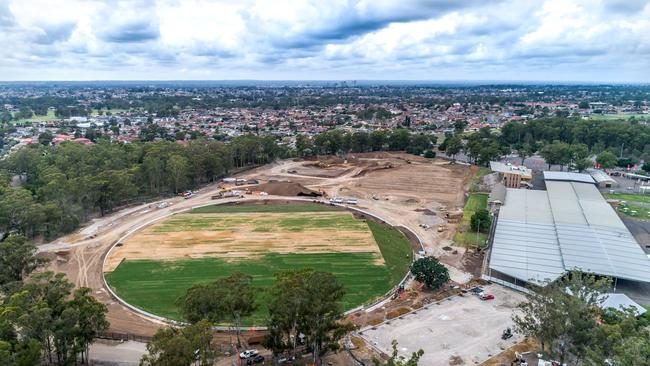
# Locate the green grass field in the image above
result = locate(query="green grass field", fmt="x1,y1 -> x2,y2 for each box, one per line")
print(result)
12,110 -> 59,124
605,193 -> 650,221
605,193 -> 650,204
106,203 -> 412,325
588,113 -> 650,121
454,193 -> 489,248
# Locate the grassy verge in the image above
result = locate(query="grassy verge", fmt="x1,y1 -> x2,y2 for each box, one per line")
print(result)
469,166 -> 491,192
604,193 -> 650,204
367,220 -> 413,285
191,202 -> 338,214
453,193 -> 489,248
605,193 -> 650,221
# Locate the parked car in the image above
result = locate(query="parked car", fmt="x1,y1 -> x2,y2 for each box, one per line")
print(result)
479,292 -> 495,300
247,355 -> 265,364
239,349 -> 259,359
469,286 -> 483,294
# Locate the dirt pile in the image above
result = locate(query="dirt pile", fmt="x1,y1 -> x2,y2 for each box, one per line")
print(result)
254,181 -> 323,197
353,161 -> 394,177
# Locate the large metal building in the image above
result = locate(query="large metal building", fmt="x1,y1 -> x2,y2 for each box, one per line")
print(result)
488,178 -> 650,287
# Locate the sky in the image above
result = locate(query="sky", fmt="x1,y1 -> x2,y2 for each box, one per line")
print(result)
1,0 -> 649,82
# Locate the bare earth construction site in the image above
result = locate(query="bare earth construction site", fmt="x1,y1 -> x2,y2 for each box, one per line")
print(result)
42,152 -> 492,362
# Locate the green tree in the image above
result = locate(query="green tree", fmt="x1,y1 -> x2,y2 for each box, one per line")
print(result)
140,320 -> 216,366
540,141 -> 572,170
445,135 -> 463,161
0,187 -> 41,236
0,235 -> 44,294
264,269 -> 353,363
596,151 -> 618,169
166,154 -> 189,193
295,134 -> 313,157
214,271 -> 256,346
69,287 -> 109,364
513,271 -> 611,364
388,129 -> 411,151
374,340 -> 423,366
176,283 -> 223,324
38,130 -> 54,146
470,209 -> 491,233
140,327 -> 194,366
409,257 -> 449,291
1,271 -> 108,365
573,158 -> 592,172
369,130 -> 388,151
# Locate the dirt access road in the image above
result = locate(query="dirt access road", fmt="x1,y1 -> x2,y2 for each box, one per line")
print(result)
40,152 -> 476,336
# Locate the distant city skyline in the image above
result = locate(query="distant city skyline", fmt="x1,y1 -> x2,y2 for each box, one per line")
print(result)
1,0 -> 649,82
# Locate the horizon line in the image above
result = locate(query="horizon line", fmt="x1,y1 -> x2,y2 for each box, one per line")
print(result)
1,79 -> 649,86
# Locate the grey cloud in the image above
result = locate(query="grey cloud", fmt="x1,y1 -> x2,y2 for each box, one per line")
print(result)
99,19 -> 159,43
33,22 -> 76,44
0,0 -> 15,28
265,0 -> 490,50
602,0 -> 649,14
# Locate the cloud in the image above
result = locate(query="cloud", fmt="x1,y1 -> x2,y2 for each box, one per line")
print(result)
98,19 -> 160,43
602,0 -> 648,14
0,0 -> 15,28
0,0 -> 649,81
33,22 -> 76,44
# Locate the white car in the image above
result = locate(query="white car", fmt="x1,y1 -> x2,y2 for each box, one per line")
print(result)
239,349 -> 258,359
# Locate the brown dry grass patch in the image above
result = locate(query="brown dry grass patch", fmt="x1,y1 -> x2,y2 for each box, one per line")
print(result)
105,211 -> 381,271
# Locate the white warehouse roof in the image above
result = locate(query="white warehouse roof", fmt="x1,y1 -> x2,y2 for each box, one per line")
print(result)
543,171 -> 595,184
586,169 -> 617,185
489,181 -> 650,285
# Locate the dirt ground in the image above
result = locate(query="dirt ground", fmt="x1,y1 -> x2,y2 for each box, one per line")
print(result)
40,152 -> 476,337
104,211 -> 381,271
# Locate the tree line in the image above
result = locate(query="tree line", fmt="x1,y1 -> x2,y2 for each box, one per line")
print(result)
296,128 -> 436,157
500,117 -> 650,164
0,135 -> 287,240
436,117 -> 650,173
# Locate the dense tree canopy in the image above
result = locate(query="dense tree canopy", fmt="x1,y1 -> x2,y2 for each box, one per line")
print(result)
500,117 -> 650,162
0,135 -> 286,239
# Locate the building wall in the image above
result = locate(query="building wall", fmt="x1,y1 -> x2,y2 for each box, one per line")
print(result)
503,172 -> 521,188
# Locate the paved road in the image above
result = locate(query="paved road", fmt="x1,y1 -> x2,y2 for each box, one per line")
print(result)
90,340 -> 146,365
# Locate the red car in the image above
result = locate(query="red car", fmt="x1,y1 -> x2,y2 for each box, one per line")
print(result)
479,293 -> 495,300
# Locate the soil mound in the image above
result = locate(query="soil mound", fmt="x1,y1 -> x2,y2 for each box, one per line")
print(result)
254,181 -> 323,197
